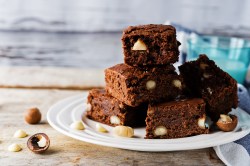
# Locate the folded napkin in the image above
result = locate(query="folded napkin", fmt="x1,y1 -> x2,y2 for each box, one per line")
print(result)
214,84 -> 250,166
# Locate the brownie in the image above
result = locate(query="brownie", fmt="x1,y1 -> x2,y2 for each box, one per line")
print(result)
145,98 -> 209,139
179,54 -> 238,121
86,89 -> 147,127
105,63 -> 182,107
121,24 -> 180,66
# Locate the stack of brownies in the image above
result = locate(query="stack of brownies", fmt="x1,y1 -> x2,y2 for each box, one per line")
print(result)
87,24 -> 238,139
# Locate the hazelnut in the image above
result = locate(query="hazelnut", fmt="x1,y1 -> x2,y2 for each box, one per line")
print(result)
96,124 -> 108,133
110,115 -> 120,125
132,39 -> 147,50
200,63 -> 209,70
27,133 -> 50,154
172,79 -> 182,89
8,143 -> 22,152
70,121 -> 85,130
198,116 -> 206,129
113,126 -> 134,138
14,129 -> 28,138
154,126 -> 167,136
24,107 -> 42,124
146,80 -> 156,90
216,114 -> 238,132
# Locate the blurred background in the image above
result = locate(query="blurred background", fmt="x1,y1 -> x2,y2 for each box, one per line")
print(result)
0,0 -> 250,84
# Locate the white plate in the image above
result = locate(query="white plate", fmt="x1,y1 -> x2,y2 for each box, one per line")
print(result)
47,92 -> 250,152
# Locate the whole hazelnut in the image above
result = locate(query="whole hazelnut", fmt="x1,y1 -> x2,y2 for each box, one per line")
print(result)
24,107 -> 42,124
27,133 -> 50,153
216,114 -> 238,132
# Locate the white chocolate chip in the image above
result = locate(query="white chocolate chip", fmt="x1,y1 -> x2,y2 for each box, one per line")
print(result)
113,126 -> 134,138
13,130 -> 27,138
70,121 -> 85,130
132,39 -> 147,50
200,63 -> 209,70
198,116 -> 206,129
203,73 -> 211,79
110,115 -> 120,125
96,124 -> 108,133
146,80 -> 156,90
154,126 -> 167,136
86,103 -> 91,111
172,79 -> 182,89
37,135 -> 47,148
8,144 -> 22,152
219,114 -> 232,123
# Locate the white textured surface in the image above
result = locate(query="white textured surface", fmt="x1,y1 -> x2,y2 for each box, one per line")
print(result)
47,93 -> 250,152
214,142 -> 250,166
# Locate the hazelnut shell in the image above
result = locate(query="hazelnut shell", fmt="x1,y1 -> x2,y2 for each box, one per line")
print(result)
216,115 -> 238,132
24,108 -> 41,124
27,133 -> 50,153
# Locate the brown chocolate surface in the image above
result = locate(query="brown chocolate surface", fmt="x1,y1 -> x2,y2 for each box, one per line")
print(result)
179,54 -> 238,121
122,24 -> 180,66
145,98 -> 209,139
105,63 -> 182,107
86,89 -> 147,127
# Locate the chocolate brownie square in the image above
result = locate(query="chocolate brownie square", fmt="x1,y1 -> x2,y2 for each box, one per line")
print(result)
121,24 -> 180,66
86,89 -> 147,127
145,98 -> 209,139
105,63 -> 182,107
179,54 -> 238,121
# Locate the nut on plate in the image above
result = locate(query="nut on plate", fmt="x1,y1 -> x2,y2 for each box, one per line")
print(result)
113,126 -> 134,138
27,133 -> 50,153
24,107 -> 42,124
216,114 -> 238,132
70,121 -> 85,130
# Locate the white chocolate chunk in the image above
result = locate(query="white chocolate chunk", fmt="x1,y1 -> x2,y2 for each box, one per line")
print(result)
132,39 -> 147,50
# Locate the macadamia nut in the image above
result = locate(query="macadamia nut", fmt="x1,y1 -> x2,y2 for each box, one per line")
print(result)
146,80 -> 156,90
172,79 -> 182,89
154,126 -> 167,136
70,121 -> 85,130
132,39 -> 147,50
110,115 -> 120,125
198,116 -> 206,129
8,143 -> 22,152
96,124 -> 108,133
14,130 -> 27,138
86,103 -> 91,111
24,107 -> 41,124
113,126 -> 134,138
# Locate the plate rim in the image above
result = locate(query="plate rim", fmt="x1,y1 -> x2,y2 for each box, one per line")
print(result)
47,93 -> 250,152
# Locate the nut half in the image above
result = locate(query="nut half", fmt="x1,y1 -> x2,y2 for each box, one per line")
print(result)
216,114 -> 238,132
154,126 -> 167,136
132,39 -> 147,50
27,133 -> 50,153
113,126 -> 134,138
